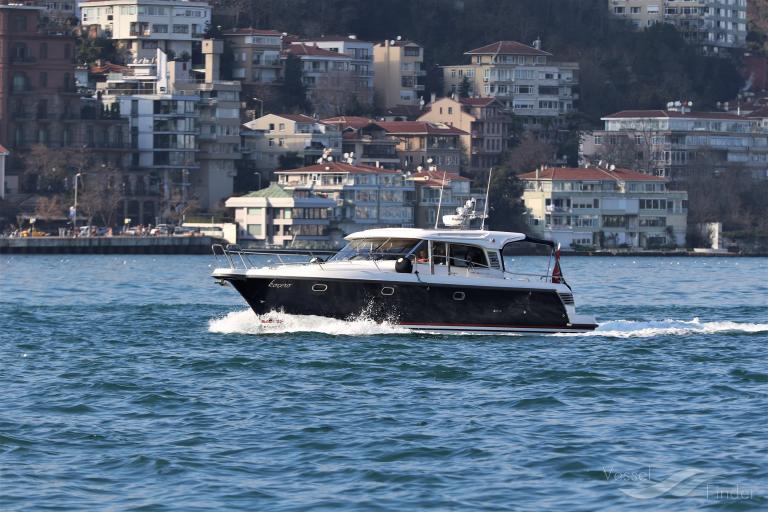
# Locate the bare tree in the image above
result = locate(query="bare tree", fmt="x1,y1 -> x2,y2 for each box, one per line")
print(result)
21,145 -> 69,193
77,167 -> 124,227
503,133 -> 556,174
309,70 -> 372,117
34,195 -> 66,221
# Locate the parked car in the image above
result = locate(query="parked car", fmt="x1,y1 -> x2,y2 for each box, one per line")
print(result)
172,226 -> 199,237
150,224 -> 173,236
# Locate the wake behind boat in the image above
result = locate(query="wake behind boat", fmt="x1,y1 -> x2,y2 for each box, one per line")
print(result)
211,228 -> 597,334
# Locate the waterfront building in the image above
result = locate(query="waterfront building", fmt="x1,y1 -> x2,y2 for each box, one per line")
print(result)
223,28 -> 284,85
242,113 -> 342,173
275,161 -> 415,237
519,165 -> 688,249
321,116 -> 400,169
375,121 -> 467,173
226,182 -> 336,247
418,97 -> 512,175
608,0 -> 747,53
441,40 -> 578,131
581,105 -> 768,180
372,38 -> 425,110
78,0 -> 211,61
300,35 -> 374,108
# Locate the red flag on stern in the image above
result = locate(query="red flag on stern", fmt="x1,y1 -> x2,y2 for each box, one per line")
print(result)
552,245 -> 562,284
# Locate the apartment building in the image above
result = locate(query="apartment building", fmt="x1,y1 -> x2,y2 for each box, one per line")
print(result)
442,40 -> 579,130
418,97 -> 512,174
78,0 -> 211,61
372,38 -> 425,110
222,28 -> 284,85
226,182 -> 336,248
609,0 -> 747,53
375,121 -> 467,173
275,161 -> 415,236
285,42 -> 364,117
173,40 -> 241,211
520,166 -> 688,249
321,116 -> 400,169
581,106 -> 768,180
242,113 -> 342,172
300,35 -> 374,107
0,4 -> 132,197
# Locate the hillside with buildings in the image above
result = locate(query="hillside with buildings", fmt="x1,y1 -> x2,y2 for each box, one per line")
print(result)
0,0 -> 766,252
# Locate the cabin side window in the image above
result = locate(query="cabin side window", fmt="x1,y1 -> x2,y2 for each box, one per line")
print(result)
449,244 -> 488,268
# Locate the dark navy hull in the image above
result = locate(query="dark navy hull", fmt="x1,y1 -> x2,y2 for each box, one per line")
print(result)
223,276 -> 597,333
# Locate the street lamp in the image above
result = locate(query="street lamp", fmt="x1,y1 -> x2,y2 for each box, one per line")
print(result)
73,172 -> 83,236
252,97 -> 264,119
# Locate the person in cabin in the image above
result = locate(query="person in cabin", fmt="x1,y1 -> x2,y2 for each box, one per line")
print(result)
415,249 -> 429,263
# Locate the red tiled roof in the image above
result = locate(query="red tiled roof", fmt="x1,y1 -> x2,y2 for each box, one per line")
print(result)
465,40 -> 551,57
409,170 -> 469,187
222,28 -> 284,36
274,114 -> 318,123
459,97 -> 499,107
322,116 -> 377,129
518,167 -> 665,182
603,110 -> 748,120
375,121 -> 468,136
276,162 -> 400,175
286,43 -> 352,58
384,104 -> 424,118
0,144 -> 9,154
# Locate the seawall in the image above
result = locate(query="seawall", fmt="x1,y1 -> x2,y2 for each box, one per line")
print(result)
0,236 -> 223,255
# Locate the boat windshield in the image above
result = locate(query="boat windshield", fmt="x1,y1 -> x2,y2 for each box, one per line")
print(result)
330,238 -> 421,261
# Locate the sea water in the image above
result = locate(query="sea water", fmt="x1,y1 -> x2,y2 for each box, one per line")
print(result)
1,255 -> 766,510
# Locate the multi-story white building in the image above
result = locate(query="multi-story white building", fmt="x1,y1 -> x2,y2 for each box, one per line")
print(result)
173,40 -> 242,211
520,166 -> 688,249
226,182 -> 336,247
442,40 -> 579,131
223,28 -> 284,85
581,106 -> 768,180
242,114 -> 342,174
300,35 -> 374,107
275,161 -> 415,237
79,0 -> 211,61
373,38 -> 425,109
285,42 -> 369,117
609,0 -> 747,53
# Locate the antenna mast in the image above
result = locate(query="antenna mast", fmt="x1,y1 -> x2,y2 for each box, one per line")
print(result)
434,168 -> 447,229
481,167 -> 492,231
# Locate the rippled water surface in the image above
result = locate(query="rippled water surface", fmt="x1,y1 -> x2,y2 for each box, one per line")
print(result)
1,255 -> 767,511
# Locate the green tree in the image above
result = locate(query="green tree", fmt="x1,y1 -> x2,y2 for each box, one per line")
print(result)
458,76 -> 471,98
281,55 -> 310,112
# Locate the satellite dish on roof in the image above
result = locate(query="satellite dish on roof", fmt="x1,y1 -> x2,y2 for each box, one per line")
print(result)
675,101 -> 682,107
396,35 -> 402,41
343,152 -> 349,159
609,164 -> 616,171
417,165 -> 424,172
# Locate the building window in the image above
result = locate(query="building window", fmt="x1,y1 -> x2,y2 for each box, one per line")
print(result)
40,42 -> 48,59
247,208 -> 263,215
13,15 -> 27,32
247,224 -> 262,236
173,24 -> 189,34
12,73 -> 27,92
39,71 -> 48,87
153,24 -> 168,33
64,44 -> 71,59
